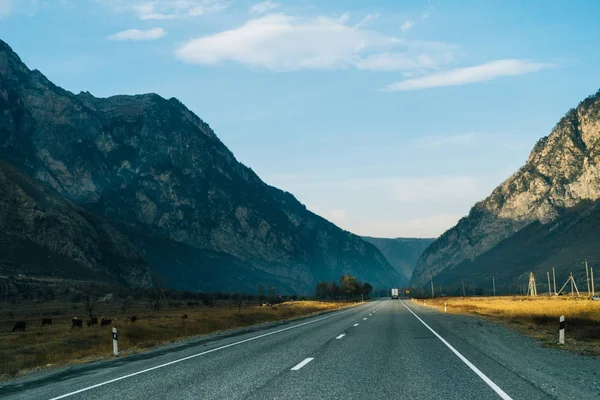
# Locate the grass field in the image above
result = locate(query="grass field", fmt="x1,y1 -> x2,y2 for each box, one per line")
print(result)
0,300 -> 352,378
417,296 -> 600,356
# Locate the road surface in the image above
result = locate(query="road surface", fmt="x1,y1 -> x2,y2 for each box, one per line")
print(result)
1,299 -> 599,399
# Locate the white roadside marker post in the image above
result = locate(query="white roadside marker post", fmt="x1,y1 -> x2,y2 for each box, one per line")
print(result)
558,315 -> 565,345
112,327 -> 119,356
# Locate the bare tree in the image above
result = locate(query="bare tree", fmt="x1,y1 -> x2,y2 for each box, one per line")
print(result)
83,289 -> 99,320
235,293 -> 246,313
152,275 -> 168,316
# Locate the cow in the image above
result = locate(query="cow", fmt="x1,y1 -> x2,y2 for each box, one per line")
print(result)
129,316 -> 137,323
100,317 -> 112,327
41,318 -> 52,326
71,317 -> 83,328
12,321 -> 26,332
87,317 -> 98,327
181,314 -> 188,319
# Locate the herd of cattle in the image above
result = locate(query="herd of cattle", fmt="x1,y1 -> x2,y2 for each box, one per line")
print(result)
11,314 -> 190,332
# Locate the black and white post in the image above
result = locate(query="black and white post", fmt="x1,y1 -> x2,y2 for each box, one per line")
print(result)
112,327 -> 119,356
558,315 -> 565,345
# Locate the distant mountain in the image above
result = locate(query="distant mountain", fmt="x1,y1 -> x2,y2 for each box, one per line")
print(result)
0,160 -> 152,286
412,89 -> 600,292
361,237 -> 434,283
0,39 -> 403,292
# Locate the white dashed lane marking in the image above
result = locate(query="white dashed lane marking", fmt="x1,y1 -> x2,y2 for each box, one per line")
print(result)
291,358 -> 314,371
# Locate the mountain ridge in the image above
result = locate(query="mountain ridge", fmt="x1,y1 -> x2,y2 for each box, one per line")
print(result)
0,39 -> 404,292
412,89 -> 600,289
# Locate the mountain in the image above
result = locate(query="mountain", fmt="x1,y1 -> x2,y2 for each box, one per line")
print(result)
412,89 -> 600,292
361,237 -> 434,282
0,39 -> 403,292
0,160 -> 152,286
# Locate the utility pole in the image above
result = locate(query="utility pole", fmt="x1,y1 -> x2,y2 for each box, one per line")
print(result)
552,267 -> 557,295
297,276 -> 300,300
585,259 -> 591,295
547,271 -> 552,296
229,280 -> 232,310
591,267 -> 595,297
439,283 -> 442,297
461,279 -> 466,297
430,272 -> 435,298
492,275 -> 496,296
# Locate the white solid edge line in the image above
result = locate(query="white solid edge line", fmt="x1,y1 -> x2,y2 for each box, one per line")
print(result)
335,334 -> 345,339
291,357 -> 314,371
400,301 -> 513,400
49,307 -> 357,400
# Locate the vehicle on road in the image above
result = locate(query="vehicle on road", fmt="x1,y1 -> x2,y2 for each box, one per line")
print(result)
391,288 -> 399,299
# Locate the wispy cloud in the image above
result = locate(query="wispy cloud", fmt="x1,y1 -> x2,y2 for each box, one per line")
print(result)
354,13 -> 380,29
250,1 -> 280,14
384,59 -> 554,91
401,20 -> 414,32
175,13 -> 453,72
108,28 -> 166,41
99,0 -> 231,20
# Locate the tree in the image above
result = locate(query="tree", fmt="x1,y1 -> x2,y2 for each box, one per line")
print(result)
152,275 -> 168,315
234,293 -> 247,312
362,282 -> 373,297
83,289 -> 99,320
340,275 -> 360,300
315,282 -> 329,299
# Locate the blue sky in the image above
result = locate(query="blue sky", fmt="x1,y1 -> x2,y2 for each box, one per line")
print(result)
1,0 -> 600,238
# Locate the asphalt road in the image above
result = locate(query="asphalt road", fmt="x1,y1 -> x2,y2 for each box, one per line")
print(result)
1,299 -> 597,399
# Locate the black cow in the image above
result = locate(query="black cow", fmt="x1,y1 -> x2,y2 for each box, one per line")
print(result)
41,318 -> 52,326
87,317 -> 98,327
129,316 -> 137,323
12,321 -> 26,332
100,317 -> 112,327
71,317 -> 83,328
181,314 -> 189,320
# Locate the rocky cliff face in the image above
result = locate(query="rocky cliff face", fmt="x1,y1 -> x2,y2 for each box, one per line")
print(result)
361,237 -> 434,283
412,89 -> 600,288
0,39 -> 401,292
0,160 -> 152,286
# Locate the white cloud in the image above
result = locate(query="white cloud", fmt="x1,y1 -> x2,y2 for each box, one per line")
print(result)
108,28 -> 167,41
384,59 -> 553,91
401,20 -> 414,32
354,13 -> 380,29
99,0 -> 231,20
250,1 -> 280,14
175,13 -> 453,72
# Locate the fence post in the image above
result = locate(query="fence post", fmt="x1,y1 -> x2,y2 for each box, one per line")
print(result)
558,315 -> 565,345
112,327 -> 119,356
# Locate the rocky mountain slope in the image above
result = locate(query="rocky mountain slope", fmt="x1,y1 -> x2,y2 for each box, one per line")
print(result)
361,237 -> 434,282
0,39 -> 402,292
0,160 -> 152,286
412,89 -> 600,291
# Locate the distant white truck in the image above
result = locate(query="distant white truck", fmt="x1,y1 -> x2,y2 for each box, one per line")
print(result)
391,288 -> 399,299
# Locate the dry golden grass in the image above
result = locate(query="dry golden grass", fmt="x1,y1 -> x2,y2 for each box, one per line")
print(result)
418,296 -> 600,355
0,300 -> 352,378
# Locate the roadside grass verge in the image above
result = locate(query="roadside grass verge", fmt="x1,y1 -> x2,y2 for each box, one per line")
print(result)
0,301 -> 352,378
416,296 -> 600,356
